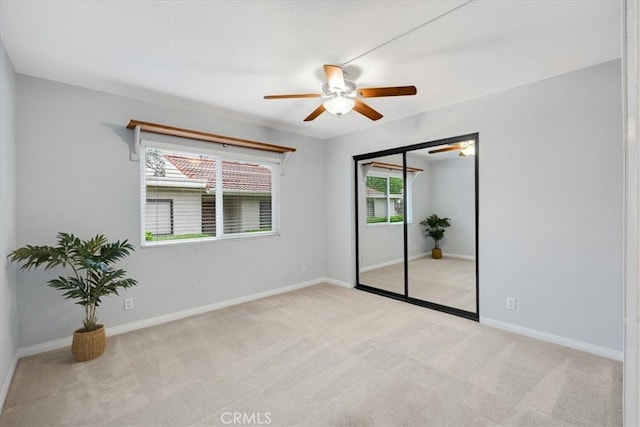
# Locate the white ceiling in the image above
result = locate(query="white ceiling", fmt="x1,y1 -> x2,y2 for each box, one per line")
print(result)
0,0 -> 622,140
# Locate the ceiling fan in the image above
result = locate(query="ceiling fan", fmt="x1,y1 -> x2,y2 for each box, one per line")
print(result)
428,141 -> 475,156
264,64 -> 417,122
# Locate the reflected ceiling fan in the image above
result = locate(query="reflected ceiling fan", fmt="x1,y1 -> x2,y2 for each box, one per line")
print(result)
428,141 -> 475,156
264,64 -> 417,122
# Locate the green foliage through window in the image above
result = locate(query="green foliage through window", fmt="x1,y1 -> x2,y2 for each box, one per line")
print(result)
365,176 -> 387,195
389,177 -> 403,195
145,229 -> 272,241
146,233 -> 212,241
367,216 -> 387,224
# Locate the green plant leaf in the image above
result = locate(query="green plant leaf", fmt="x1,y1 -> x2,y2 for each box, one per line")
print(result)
7,232 -> 137,329
420,214 -> 451,249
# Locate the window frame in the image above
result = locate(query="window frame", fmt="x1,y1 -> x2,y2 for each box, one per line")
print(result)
140,139 -> 281,247
364,170 -> 413,226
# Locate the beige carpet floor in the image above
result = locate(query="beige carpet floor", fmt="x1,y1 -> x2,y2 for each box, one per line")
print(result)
0,284 -> 621,426
360,256 -> 476,312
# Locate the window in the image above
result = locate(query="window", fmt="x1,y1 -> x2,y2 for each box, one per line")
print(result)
142,144 -> 279,245
365,173 -> 412,224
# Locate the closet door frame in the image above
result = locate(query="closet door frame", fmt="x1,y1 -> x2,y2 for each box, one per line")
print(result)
354,133 -> 479,321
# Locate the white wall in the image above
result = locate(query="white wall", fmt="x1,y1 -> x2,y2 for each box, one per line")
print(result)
624,2 -> 640,423
15,75 -> 327,348
429,156 -> 475,257
325,60 -> 623,353
407,158 -> 432,256
0,40 -> 18,408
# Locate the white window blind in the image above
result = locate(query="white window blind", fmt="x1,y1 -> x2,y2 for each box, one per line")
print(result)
141,143 -> 279,246
145,199 -> 173,235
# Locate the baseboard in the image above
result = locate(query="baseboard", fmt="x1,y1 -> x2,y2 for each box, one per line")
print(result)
480,317 -> 623,361
17,336 -> 72,358
323,278 -> 355,289
360,258 -> 403,273
442,252 -> 476,261
18,277 -> 326,358
360,253 -> 475,272
360,253 -> 429,272
0,353 -> 18,413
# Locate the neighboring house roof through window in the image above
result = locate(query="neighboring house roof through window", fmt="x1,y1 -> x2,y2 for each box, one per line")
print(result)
365,186 -> 386,197
147,154 -> 272,192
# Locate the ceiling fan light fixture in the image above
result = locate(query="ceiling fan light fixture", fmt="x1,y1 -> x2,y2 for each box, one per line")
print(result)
323,96 -> 355,116
264,64 -> 415,122
459,144 -> 475,156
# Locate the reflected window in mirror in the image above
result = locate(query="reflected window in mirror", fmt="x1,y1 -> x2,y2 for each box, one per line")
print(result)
365,173 -> 409,224
362,162 -> 422,225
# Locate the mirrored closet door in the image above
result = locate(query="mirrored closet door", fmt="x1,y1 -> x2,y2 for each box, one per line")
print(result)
355,134 -> 479,320
357,153 -> 406,296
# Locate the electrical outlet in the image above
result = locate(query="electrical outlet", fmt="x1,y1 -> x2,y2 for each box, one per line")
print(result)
301,265 -> 308,275
506,297 -> 516,311
124,297 -> 134,311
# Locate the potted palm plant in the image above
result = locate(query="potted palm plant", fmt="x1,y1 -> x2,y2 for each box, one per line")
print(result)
420,214 -> 451,259
8,232 -> 137,362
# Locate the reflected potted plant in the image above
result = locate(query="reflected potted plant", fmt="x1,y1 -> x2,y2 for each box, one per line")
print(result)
8,232 -> 137,362
420,214 -> 451,259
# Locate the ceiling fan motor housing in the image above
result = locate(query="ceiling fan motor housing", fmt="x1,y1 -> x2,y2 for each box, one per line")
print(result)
322,80 -> 357,98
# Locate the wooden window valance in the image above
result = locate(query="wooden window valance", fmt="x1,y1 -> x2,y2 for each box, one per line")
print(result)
365,161 -> 423,173
127,120 -> 296,154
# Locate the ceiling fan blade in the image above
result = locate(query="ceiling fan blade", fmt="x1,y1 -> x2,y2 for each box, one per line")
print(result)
428,145 -> 461,154
353,99 -> 383,121
324,64 -> 346,90
303,104 -> 326,122
357,86 -> 417,97
264,93 -> 321,99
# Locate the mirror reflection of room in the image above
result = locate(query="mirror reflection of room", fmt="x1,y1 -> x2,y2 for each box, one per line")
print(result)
358,139 -> 477,314
359,154 -> 406,296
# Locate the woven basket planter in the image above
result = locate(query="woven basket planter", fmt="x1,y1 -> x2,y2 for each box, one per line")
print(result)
432,248 -> 443,259
71,325 -> 105,362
